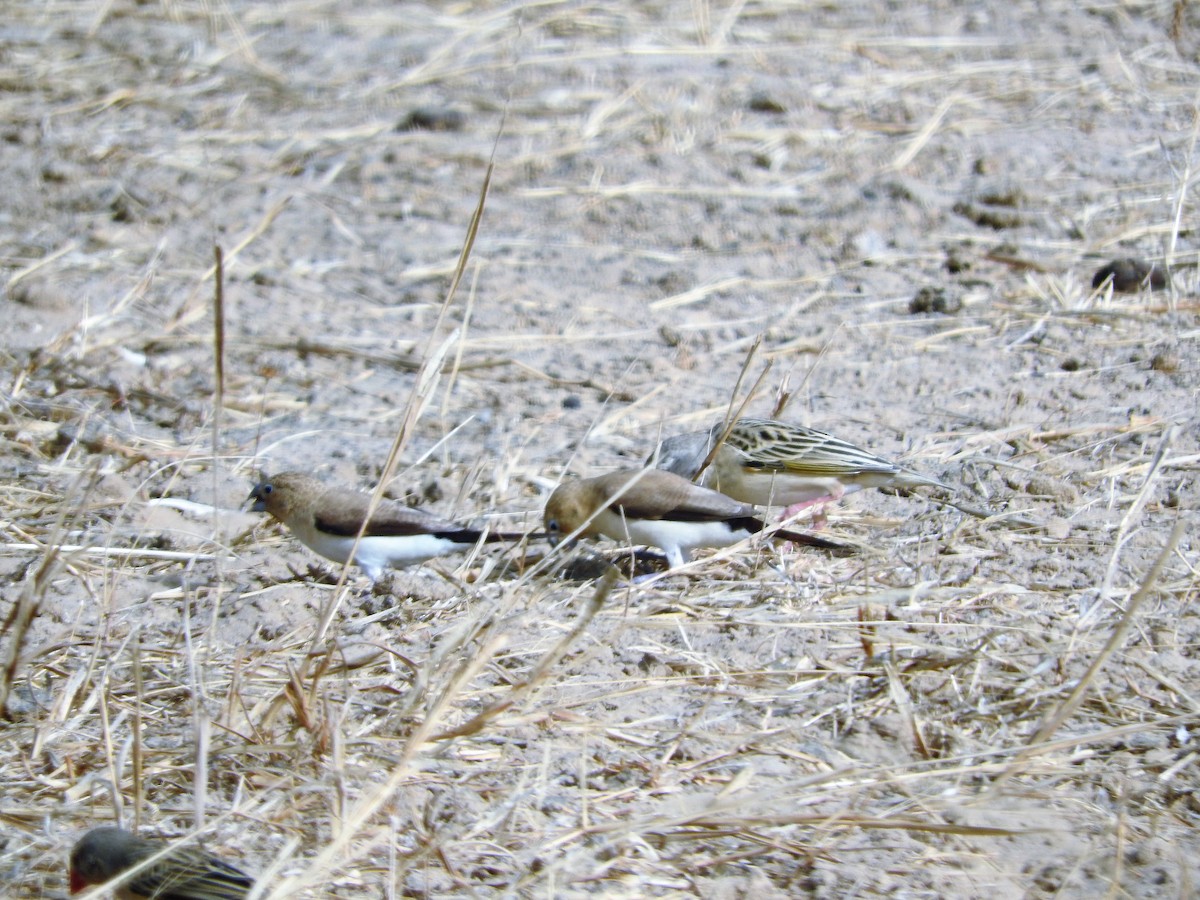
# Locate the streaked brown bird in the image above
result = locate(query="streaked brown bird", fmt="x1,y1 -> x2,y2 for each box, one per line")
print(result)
543,468 -> 848,569
648,417 -> 947,514
69,826 -> 253,899
248,471 -> 526,581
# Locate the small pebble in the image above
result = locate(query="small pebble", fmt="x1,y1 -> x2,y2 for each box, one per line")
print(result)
944,248 -> 971,274
1150,351 -> 1179,373
397,107 -> 467,132
561,395 -> 582,410
953,200 -> 1024,229
909,286 -> 962,315
747,92 -> 786,114
1092,258 -> 1166,292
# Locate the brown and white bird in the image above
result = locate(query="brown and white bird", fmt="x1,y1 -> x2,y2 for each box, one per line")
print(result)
543,468 -> 847,569
69,826 -> 253,899
248,471 -> 524,581
648,417 -> 947,513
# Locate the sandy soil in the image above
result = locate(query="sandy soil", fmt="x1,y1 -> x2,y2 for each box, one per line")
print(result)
2,1 -> 1198,897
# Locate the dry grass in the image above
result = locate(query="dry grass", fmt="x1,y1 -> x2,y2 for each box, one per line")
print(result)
2,1 -> 1198,898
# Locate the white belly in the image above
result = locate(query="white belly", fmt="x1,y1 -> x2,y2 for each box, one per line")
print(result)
593,509 -> 749,568
293,523 -> 468,581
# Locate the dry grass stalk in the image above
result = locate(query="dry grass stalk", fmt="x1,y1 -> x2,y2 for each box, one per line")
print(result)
0,557 -> 54,720
430,567 -> 614,743
131,635 -> 144,833
1092,424 -> 1174,616
996,517 -> 1188,788
209,244 -> 228,645
253,162 -> 499,890
302,161 -> 495,685
1,464 -> 97,718
6,2 -> 1198,896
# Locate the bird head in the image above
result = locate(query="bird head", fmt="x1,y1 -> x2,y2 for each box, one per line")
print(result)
543,481 -> 593,548
247,472 -> 320,521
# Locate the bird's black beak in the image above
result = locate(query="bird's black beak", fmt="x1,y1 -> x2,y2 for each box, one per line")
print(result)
247,483 -> 269,513
545,519 -> 565,548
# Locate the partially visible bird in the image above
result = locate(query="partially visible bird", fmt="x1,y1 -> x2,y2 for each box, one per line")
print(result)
69,826 -> 253,899
248,471 -> 525,581
543,468 -> 848,569
648,417 -> 947,513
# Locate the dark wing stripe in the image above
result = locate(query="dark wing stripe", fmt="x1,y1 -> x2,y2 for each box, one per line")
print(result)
314,509 -> 459,538
428,529 -> 484,544
623,505 -> 738,523
481,531 -> 531,542
726,516 -> 766,535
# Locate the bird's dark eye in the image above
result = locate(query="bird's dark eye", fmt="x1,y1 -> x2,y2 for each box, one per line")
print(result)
262,484 -> 273,495
547,519 -> 560,535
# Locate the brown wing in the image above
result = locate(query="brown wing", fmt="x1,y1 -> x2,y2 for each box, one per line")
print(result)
313,489 -> 466,538
594,469 -> 752,522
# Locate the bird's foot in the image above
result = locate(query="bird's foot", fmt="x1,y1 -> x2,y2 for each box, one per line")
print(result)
780,498 -> 831,531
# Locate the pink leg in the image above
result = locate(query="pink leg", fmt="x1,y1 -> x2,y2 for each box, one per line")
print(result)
780,486 -> 844,530
782,496 -> 830,521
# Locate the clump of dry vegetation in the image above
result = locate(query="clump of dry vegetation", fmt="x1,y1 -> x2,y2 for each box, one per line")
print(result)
2,1 -> 1197,897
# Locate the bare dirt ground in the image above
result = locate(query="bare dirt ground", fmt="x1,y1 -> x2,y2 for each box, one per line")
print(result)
2,1 -> 1198,897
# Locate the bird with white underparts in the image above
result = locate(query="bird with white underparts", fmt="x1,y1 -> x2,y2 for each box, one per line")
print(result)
248,471 -> 526,581
648,417 -> 948,515
69,826 -> 253,899
543,467 -> 849,570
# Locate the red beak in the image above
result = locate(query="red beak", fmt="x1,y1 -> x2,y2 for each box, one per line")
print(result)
69,870 -> 86,894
